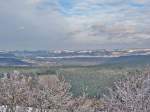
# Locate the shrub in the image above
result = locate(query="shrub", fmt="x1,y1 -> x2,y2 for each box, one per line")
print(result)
104,70 -> 150,112
0,71 -> 72,112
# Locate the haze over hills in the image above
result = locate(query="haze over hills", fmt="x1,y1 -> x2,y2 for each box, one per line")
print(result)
0,48 -> 149,66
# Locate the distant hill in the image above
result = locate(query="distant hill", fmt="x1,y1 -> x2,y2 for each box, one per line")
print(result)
106,55 -> 150,66
0,57 -> 30,66
0,52 -> 16,58
0,49 -> 150,66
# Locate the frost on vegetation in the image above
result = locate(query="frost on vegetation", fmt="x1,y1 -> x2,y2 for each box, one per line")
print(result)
0,70 -> 150,112
104,70 -> 150,112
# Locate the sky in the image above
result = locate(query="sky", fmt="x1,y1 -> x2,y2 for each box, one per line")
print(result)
0,0 -> 150,50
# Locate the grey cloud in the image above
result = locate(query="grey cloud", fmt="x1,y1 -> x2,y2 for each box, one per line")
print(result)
0,0 -> 71,50
66,0 -> 150,48
0,0 -> 150,50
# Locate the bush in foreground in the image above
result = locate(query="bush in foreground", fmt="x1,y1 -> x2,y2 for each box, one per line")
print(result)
104,70 -> 150,112
0,70 -> 150,112
0,71 -> 72,112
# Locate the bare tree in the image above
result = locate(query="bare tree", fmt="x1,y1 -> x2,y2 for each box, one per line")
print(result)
0,71 -> 30,112
104,70 -> 150,112
0,71 -> 73,112
2,70 -> 150,112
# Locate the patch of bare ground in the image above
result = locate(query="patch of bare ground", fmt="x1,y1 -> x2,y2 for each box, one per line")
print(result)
38,75 -> 59,88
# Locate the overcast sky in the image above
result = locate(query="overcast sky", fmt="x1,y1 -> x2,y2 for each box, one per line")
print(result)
0,0 -> 150,50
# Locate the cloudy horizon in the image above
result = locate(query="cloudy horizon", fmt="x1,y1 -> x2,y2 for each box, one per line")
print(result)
0,0 -> 150,50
